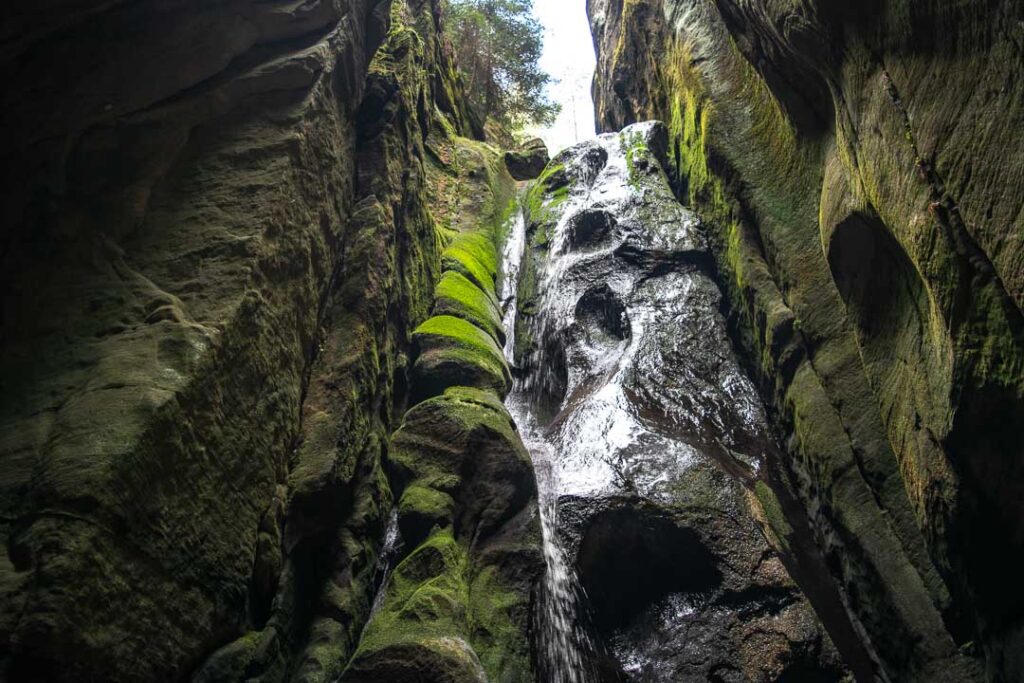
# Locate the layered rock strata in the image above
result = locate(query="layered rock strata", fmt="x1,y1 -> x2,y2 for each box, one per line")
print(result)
0,0 -> 527,680
589,1 -> 1024,681
342,227 -> 541,683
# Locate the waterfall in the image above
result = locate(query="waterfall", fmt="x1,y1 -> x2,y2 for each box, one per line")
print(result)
500,199 -> 598,683
356,506 -> 402,652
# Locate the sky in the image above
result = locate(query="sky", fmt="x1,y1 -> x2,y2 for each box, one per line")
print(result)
525,0 -> 598,154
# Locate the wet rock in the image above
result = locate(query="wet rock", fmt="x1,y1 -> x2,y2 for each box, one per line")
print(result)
568,498 -> 847,683
566,209 -> 618,250
575,284 -> 630,343
504,138 -> 551,180
507,122 -> 846,681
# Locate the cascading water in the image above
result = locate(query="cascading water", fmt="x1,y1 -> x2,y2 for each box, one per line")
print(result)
496,123 -> 826,681
500,200 -> 597,683
356,507 -> 402,651
367,509 -> 401,619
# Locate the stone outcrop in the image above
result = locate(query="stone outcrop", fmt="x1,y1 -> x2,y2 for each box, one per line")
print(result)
589,0 -> 1024,681
0,0 -> 524,680
504,138 -> 551,181
342,224 -> 541,683
509,122 -> 847,681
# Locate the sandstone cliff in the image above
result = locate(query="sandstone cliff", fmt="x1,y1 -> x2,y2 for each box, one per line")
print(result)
2,0 -> 1022,681
589,0 -> 1024,681
0,0 -> 533,680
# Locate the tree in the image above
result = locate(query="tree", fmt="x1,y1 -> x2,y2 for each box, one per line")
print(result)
443,0 -> 560,129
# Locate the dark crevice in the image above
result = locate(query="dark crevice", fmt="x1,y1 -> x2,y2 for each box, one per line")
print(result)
576,508 -> 722,636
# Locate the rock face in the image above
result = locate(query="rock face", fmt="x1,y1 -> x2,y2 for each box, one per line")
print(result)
504,138 -> 552,181
342,227 -> 541,683
0,0 -> 528,680
507,122 -> 847,681
589,0 -> 1024,681
4,0 -> 1021,680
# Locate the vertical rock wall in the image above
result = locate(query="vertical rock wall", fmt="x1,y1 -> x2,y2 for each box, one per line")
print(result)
588,0 -> 1024,681
0,0 -> 520,680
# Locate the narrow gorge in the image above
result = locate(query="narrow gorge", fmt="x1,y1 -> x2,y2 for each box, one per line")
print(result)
0,1 -> 1021,682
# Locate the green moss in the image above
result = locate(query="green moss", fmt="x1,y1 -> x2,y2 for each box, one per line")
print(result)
399,485 -> 456,541
492,198 -> 521,255
468,564 -> 532,677
413,315 -> 510,397
524,163 -> 570,244
433,271 -> 504,345
348,519 -> 533,681
414,316 -> 506,370
424,128 -> 517,243
436,261 -> 498,310
536,161 -> 566,188
619,128 -> 651,189
511,163 -> 575,365
442,240 -> 498,293
354,529 -> 469,656
754,481 -> 793,552
388,388 -> 520,490
441,386 -> 509,415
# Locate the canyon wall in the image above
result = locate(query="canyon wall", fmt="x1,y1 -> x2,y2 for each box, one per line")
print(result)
3,0 -> 1022,680
0,0 -> 533,680
588,0 -> 1023,681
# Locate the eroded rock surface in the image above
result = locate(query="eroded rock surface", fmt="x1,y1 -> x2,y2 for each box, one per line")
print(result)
341,188 -> 541,683
506,122 -> 846,682
0,0 -> 522,680
589,0 -> 1023,680
505,138 -> 552,181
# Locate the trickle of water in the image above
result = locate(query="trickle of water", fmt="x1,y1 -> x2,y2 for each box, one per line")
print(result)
500,207 -> 527,360
529,430 -> 598,683
368,508 -> 402,619
500,200 -> 596,683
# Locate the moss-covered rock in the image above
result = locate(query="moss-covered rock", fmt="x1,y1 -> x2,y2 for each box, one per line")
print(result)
398,485 -> 456,543
340,381 -> 541,682
388,387 -> 536,547
504,138 -> 550,180
412,315 -> 511,400
432,271 -> 505,347
339,386 -> 541,683
441,232 -> 501,293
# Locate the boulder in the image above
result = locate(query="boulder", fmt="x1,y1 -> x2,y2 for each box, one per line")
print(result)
503,138 -> 550,180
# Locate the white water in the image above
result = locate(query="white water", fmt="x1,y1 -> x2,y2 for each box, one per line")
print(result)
367,508 -> 401,620
500,203 -> 596,683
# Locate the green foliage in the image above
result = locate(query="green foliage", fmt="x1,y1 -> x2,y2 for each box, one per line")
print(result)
442,0 -> 560,129
619,129 -> 650,189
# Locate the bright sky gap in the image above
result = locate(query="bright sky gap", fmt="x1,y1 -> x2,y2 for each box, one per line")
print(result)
527,0 -> 598,154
